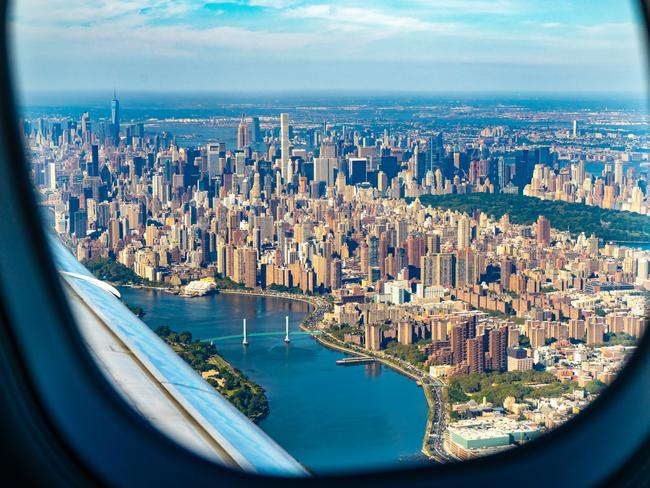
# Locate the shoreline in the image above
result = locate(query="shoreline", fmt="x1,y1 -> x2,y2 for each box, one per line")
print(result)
201,287 -> 447,462
171,285 -> 446,461
121,283 -> 446,462
310,330 -> 447,462
218,288 -> 324,309
154,327 -> 270,423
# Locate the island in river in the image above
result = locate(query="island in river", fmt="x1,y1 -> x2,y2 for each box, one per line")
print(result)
154,325 -> 270,423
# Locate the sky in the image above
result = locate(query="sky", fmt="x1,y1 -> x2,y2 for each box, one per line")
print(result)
8,0 -> 650,96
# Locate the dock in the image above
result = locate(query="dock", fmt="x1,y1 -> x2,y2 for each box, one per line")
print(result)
336,357 -> 377,366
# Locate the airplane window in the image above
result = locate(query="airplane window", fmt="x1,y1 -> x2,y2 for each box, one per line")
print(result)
6,0 -> 649,476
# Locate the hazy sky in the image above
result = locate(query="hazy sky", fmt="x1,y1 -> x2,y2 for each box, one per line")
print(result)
8,0 -> 650,95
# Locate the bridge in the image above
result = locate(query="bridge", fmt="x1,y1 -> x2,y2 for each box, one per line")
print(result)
202,330 -> 322,343
200,316 -> 322,344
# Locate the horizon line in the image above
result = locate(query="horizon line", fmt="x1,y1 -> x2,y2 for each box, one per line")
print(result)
16,88 -> 650,105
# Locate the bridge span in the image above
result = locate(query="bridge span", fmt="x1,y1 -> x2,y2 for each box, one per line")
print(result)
201,317 -> 323,344
202,330 -> 322,343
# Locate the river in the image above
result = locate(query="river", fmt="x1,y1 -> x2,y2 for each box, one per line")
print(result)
118,287 -> 429,474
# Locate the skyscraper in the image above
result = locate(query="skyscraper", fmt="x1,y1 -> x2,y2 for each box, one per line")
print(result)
451,320 -> 475,365
501,258 -> 513,291
314,157 -> 335,186
368,235 -> 380,268
244,247 -> 257,289
280,113 -> 291,182
575,159 -> 585,186
467,336 -> 485,374
349,158 -> 367,185
81,112 -> 91,144
429,132 -> 444,174
251,116 -> 261,145
421,254 -> 435,287
237,115 -> 249,149
430,253 -> 456,288
536,215 -> 551,247
111,89 -> 120,146
365,324 -> 382,351
47,162 -> 56,191
615,159 -> 624,186
330,258 -> 342,290
88,144 -> 99,177
457,215 -> 471,250
398,321 -> 413,345
396,220 -> 408,248
487,327 -> 508,372
497,156 -> 508,190
456,248 -> 476,288
206,144 -> 221,179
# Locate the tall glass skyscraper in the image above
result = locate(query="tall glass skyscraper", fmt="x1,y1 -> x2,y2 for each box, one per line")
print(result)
280,113 -> 290,182
111,89 -> 120,146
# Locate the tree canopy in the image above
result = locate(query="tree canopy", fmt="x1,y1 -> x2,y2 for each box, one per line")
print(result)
417,193 -> 650,243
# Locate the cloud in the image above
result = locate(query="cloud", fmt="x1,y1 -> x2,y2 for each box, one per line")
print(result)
13,21 -> 325,58
248,0 -> 299,7
286,4 -> 458,35
11,0 -> 199,27
408,0 -> 521,15
8,0 -> 648,93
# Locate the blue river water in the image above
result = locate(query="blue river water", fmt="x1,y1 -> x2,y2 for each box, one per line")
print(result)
118,287 -> 429,474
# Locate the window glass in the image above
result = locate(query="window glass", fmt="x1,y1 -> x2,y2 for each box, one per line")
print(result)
8,0 -> 649,474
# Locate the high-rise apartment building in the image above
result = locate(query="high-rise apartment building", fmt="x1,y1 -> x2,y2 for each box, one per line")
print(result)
586,319 -> 604,345
536,215 -> 551,247
432,253 -> 456,288
244,247 -> 257,289
456,248 -> 476,288
398,321 -> 413,345
330,258 -> 342,290
487,327 -> 508,372
467,336 -> 485,374
457,215 -> 471,250
365,324 -> 382,351
421,254 -> 436,287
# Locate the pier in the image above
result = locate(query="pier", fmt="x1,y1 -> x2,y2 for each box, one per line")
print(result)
335,357 -> 377,366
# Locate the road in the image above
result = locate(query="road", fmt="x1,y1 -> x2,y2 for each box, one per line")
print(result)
421,377 -> 450,462
376,352 -> 451,463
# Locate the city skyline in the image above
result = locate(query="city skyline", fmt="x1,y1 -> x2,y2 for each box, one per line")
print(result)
9,0 -> 649,94
24,86 -> 648,468
5,0 -> 650,478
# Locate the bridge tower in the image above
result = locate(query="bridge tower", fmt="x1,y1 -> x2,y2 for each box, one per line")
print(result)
242,318 -> 248,346
284,315 -> 290,343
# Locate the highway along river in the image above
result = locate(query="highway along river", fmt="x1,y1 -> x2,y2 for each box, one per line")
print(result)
118,287 -> 428,474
